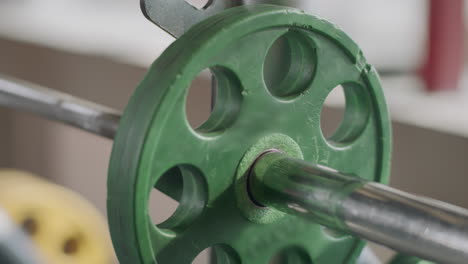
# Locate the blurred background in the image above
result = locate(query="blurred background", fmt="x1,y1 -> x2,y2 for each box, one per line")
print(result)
0,0 -> 467,263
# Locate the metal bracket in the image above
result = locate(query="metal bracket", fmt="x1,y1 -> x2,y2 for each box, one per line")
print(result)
141,0 -> 245,37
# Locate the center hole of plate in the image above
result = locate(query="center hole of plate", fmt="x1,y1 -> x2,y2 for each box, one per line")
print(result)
246,150 -> 281,208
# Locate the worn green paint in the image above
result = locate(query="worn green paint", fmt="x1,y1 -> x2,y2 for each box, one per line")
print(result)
107,5 -> 391,264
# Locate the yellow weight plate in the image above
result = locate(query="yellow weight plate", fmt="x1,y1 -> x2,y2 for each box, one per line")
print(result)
0,169 -> 114,264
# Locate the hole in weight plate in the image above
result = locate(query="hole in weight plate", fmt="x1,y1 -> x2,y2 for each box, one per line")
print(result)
63,237 -> 80,255
186,68 -> 214,129
186,67 -> 243,134
193,245 -> 240,264
150,165 -> 207,231
264,30 -> 317,99
21,216 -> 39,236
270,247 -> 312,264
320,82 -> 371,145
320,85 -> 345,139
185,0 -> 213,10
149,187 -> 180,226
192,247 -> 211,264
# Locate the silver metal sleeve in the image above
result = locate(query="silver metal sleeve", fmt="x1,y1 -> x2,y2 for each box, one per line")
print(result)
343,183 -> 468,264
250,152 -> 468,264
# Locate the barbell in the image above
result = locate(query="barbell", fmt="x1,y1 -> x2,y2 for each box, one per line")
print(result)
1,4 -> 467,264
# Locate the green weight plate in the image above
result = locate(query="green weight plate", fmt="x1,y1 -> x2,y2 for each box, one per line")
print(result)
389,255 -> 435,264
107,5 -> 391,264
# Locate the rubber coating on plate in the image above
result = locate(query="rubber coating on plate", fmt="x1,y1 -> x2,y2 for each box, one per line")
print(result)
108,5 -> 392,264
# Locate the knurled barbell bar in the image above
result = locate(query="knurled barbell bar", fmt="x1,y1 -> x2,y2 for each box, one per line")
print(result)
1,4 -> 467,264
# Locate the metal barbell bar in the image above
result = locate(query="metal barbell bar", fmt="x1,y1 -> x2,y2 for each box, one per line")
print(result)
1,75 -> 468,263
250,151 -> 468,264
0,75 -> 120,139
